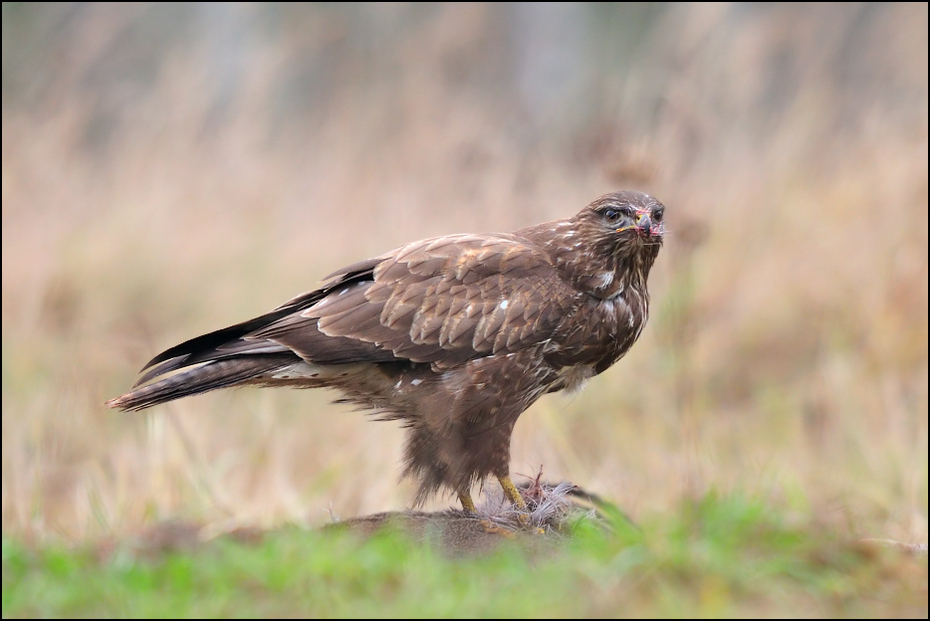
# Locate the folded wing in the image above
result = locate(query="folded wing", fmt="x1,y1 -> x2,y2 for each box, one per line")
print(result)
252,233 -> 575,369
114,232 -> 578,409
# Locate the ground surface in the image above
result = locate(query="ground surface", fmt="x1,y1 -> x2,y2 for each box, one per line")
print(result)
3,492 -> 926,618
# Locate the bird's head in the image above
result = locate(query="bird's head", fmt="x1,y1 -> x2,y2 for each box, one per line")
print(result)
523,190 -> 666,296
583,190 -> 665,253
556,191 -> 665,295
569,190 -> 665,280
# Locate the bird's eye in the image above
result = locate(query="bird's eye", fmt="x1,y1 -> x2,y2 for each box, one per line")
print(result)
652,205 -> 665,222
604,208 -> 621,223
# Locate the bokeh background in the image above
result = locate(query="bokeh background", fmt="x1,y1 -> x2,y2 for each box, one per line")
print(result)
3,3 -> 927,543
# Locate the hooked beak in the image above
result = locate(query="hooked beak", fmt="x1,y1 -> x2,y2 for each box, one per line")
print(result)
636,214 -> 652,236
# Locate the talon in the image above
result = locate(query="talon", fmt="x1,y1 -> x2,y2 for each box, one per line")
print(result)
479,520 -> 515,538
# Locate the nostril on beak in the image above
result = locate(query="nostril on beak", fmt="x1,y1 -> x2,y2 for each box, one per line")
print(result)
637,214 -> 652,236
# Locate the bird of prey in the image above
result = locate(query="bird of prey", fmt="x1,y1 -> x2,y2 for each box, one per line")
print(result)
107,191 -> 666,513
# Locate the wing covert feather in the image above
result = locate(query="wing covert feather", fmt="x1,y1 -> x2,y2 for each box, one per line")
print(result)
285,234 -> 577,367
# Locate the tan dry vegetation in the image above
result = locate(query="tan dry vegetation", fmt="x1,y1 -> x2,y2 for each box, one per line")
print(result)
2,3 -> 927,543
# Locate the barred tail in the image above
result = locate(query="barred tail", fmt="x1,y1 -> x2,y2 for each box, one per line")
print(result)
106,356 -> 294,412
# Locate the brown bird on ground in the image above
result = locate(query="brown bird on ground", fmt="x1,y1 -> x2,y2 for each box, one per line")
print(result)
107,191 -> 666,513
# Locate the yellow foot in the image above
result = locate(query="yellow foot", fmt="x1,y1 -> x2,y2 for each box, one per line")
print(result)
498,475 -> 528,510
458,491 -> 477,514
498,475 -> 543,531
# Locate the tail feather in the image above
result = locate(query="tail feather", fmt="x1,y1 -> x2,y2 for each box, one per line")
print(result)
106,355 -> 295,412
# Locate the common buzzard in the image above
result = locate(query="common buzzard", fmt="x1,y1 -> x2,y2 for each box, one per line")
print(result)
107,191 -> 666,512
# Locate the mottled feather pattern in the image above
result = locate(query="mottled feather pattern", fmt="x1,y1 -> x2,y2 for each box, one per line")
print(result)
107,191 -> 666,506
300,234 -> 574,368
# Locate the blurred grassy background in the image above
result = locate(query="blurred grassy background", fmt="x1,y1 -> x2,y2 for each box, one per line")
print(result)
2,3 -> 926,543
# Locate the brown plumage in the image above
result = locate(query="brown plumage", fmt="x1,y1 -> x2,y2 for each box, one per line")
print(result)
107,191 -> 666,511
